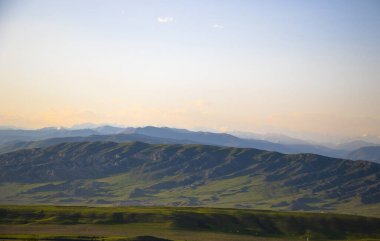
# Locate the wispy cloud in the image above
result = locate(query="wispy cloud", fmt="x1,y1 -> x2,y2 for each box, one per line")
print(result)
157,16 -> 174,24
212,24 -> 224,29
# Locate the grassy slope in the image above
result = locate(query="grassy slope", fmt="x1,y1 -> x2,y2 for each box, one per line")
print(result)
0,142 -> 379,217
0,205 -> 380,241
1,172 -> 379,217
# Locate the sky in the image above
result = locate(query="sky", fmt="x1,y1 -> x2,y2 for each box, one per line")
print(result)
0,0 -> 379,142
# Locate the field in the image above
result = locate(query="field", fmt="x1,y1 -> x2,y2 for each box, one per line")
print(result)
0,205 -> 380,241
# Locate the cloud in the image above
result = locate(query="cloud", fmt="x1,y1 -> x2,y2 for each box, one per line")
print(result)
212,24 -> 224,29
157,16 -> 174,24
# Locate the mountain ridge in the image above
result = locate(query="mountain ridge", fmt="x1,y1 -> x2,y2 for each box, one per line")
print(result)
0,126 -> 353,159
348,146 -> 380,163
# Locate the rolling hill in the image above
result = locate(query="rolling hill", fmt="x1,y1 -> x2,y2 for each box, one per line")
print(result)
0,141 -> 379,217
0,133 -> 197,154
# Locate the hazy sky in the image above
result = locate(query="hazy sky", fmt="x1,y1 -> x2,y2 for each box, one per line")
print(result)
0,0 -> 379,141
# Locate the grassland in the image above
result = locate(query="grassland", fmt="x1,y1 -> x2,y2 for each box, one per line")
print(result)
0,205 -> 379,241
2,172 -> 379,218
1,141 -> 379,217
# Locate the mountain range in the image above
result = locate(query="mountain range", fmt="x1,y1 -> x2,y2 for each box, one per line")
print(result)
348,146 -> 380,163
0,126 -> 379,162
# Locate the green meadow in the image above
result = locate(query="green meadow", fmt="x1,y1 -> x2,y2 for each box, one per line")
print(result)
0,205 -> 379,241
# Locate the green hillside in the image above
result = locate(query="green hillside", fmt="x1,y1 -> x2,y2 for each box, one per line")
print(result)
0,142 -> 379,216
